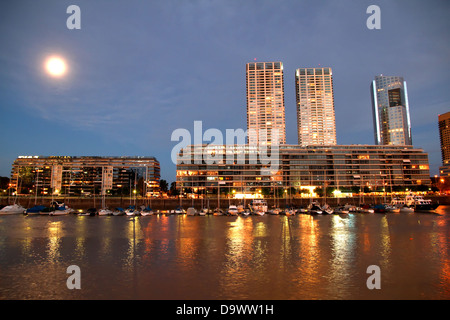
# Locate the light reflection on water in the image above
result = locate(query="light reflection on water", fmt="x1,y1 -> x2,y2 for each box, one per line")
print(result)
0,208 -> 449,300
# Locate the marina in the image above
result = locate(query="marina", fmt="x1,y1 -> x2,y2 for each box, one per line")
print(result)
0,193 -> 443,217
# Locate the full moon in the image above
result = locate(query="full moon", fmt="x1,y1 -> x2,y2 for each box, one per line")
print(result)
45,56 -> 67,77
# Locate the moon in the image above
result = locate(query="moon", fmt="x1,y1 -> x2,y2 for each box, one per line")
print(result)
45,56 -> 67,77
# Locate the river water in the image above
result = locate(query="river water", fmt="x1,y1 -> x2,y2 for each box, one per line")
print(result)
1,207 -> 449,300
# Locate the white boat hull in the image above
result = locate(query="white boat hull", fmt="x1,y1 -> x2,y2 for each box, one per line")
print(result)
98,209 -> 113,216
49,210 -> 70,216
0,204 -> 26,215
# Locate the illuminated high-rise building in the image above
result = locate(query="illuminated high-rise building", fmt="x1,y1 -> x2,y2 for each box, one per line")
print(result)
439,111 -> 450,176
295,67 -> 336,146
246,61 -> 286,146
371,75 -> 412,145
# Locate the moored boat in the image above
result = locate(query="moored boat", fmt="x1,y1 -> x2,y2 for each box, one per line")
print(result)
322,203 -> 334,215
411,195 -> 440,212
334,206 -> 349,214
392,194 -> 439,212
284,207 -> 296,216
24,205 -> 46,215
385,204 -> 400,213
307,202 -> 323,215
78,208 -> 97,216
49,207 -> 72,215
296,206 -> 308,214
113,207 -> 125,216
0,204 -> 26,215
250,199 -> 268,215
268,207 -> 281,215
253,210 -> 265,216
399,205 -> 414,213
98,208 -> 113,216
125,205 -> 140,216
373,204 -> 387,214
140,206 -> 154,216
227,205 -> 239,216
172,206 -> 185,214
357,204 -> 374,214
186,207 -> 197,216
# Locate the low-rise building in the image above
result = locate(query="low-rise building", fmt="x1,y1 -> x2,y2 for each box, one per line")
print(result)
10,156 -> 160,196
176,144 -> 431,198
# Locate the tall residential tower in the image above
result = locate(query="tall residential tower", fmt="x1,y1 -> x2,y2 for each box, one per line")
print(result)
371,75 -> 412,145
295,67 -> 336,146
246,61 -> 286,146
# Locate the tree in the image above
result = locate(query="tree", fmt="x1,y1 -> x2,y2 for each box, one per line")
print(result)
160,179 -> 169,193
299,188 -> 310,195
0,176 -> 10,190
261,187 -> 271,197
314,187 -> 323,197
169,181 -> 179,196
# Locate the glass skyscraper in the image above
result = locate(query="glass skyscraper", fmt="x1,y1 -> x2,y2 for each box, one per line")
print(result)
295,67 -> 336,146
371,75 -> 412,145
439,111 -> 450,176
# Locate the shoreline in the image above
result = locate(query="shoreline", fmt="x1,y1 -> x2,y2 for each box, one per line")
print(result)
2,195 -> 449,210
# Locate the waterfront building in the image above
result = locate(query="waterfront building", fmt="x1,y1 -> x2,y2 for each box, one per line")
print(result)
439,111 -> 450,176
176,144 -> 431,198
295,67 -> 336,146
10,156 -> 160,196
246,61 -> 286,146
371,75 -> 412,146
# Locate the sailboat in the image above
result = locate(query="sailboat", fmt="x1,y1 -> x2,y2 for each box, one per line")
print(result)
1,178 -> 26,214
140,206 -> 154,216
0,203 -> 26,215
49,201 -> 74,215
98,208 -> 113,216
113,207 -> 125,216
125,205 -> 140,216
307,201 -> 323,215
24,205 -> 46,216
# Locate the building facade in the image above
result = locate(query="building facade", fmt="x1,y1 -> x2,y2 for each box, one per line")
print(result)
371,75 -> 412,146
10,156 -> 160,196
439,111 -> 450,176
176,144 -> 431,198
246,61 -> 286,146
295,67 -> 336,146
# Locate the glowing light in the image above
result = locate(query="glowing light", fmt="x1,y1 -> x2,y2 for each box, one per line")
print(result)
45,56 -> 67,77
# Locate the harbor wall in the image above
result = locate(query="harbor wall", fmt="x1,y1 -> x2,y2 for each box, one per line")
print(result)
2,195 -> 450,210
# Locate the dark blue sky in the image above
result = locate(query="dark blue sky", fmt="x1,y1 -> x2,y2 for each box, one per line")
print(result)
1,0 -> 449,183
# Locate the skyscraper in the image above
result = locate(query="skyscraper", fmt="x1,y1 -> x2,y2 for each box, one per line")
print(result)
246,61 -> 286,146
439,111 -> 450,176
295,67 -> 336,146
371,75 -> 412,145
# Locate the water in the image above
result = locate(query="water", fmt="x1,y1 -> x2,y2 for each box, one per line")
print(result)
1,207 -> 449,300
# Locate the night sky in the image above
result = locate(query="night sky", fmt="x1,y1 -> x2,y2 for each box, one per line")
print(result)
1,0 -> 449,183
